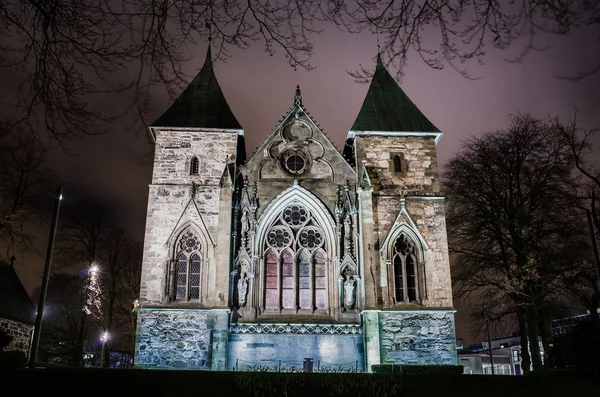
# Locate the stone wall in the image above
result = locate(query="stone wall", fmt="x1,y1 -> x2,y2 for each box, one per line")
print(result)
241,111 -> 356,220
373,197 -> 453,308
0,318 -> 32,354
228,330 -> 364,372
140,128 -> 238,306
378,310 -> 457,365
354,135 -> 439,196
135,309 -> 229,370
353,134 -> 452,309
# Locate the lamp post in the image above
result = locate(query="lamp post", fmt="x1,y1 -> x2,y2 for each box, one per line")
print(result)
100,332 -> 109,367
29,186 -> 63,369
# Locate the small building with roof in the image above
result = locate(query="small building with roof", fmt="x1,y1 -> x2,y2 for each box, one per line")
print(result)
0,260 -> 36,355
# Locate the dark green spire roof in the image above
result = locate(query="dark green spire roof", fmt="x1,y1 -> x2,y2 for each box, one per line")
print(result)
351,55 -> 440,132
151,46 -> 241,129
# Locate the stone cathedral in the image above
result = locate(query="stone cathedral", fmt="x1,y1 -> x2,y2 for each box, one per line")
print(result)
135,46 -> 457,371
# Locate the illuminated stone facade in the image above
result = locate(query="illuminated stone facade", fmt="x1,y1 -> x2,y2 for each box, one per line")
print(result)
0,318 -> 33,354
135,49 -> 457,371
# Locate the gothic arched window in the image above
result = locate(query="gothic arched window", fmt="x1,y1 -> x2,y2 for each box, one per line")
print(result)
262,204 -> 329,312
175,231 -> 203,301
190,157 -> 200,175
392,233 -> 418,303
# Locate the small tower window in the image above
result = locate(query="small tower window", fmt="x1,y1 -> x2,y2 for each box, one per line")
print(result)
190,157 -> 200,175
393,154 -> 403,173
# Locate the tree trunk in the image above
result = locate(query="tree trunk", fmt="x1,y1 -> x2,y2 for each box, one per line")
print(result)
537,316 -> 551,368
526,305 -> 543,371
517,308 -> 531,373
102,281 -> 117,368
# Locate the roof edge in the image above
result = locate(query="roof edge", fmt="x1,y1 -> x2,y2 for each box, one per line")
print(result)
347,130 -> 443,145
149,126 -> 244,142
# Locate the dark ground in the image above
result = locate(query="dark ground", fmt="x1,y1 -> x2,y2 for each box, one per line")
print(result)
5,367 -> 599,397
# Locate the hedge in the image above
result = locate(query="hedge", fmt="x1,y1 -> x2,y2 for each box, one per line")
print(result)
371,364 -> 464,375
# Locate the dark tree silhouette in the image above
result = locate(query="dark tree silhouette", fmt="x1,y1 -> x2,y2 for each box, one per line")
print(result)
445,114 -> 594,372
0,126 -> 53,257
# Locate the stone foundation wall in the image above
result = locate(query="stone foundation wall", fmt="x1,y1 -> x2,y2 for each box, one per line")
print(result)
379,310 -> 457,365
0,318 -> 32,354
228,331 -> 364,372
135,309 -> 229,370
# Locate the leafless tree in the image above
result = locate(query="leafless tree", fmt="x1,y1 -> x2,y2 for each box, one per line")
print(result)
553,116 -> 600,321
1,1 -> 598,146
98,228 -> 142,367
0,126 -> 53,257
40,272 -> 100,366
444,114 -> 590,371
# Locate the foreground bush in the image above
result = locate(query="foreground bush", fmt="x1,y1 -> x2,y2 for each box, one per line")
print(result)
371,364 -> 464,375
0,350 -> 27,369
233,372 -> 401,397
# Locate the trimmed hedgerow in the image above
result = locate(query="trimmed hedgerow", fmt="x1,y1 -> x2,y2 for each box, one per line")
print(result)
233,372 -> 402,397
371,364 -> 464,375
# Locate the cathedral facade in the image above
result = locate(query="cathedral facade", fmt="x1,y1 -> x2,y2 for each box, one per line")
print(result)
135,47 -> 457,371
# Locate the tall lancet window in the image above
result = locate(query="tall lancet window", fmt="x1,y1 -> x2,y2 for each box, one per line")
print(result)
175,231 -> 203,300
392,233 -> 418,303
263,204 -> 329,311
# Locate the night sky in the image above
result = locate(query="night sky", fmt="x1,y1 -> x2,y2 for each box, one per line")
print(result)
13,24 -> 600,345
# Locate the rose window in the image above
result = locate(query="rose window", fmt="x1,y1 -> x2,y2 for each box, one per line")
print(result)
299,228 -> 323,249
283,205 -> 308,227
267,228 -> 292,248
280,149 -> 310,175
179,231 -> 200,253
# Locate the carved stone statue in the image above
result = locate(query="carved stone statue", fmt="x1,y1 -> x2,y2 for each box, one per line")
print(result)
241,211 -> 250,235
237,272 -> 248,307
343,275 -> 356,310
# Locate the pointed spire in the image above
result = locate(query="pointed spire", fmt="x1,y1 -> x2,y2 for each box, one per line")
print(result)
294,85 -> 302,106
351,53 -> 439,133
150,44 -> 241,129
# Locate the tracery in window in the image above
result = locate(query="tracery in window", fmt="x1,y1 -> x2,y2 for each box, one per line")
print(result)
262,203 -> 329,311
174,231 -> 203,301
392,233 -> 418,303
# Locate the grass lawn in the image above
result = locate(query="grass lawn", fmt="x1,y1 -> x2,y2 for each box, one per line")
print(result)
5,367 -> 599,397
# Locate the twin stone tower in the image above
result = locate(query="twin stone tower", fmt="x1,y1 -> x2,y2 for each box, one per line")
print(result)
135,46 -> 457,371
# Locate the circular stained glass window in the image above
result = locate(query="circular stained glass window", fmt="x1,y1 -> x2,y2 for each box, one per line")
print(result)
283,205 -> 308,227
267,228 -> 292,248
280,149 -> 310,175
299,228 -> 323,249
286,155 -> 305,173
179,231 -> 200,253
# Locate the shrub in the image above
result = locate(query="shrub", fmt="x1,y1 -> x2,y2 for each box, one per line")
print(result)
371,364 -> 464,375
0,350 -> 27,369
233,372 -> 402,397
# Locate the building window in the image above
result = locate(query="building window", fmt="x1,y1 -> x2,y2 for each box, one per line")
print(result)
280,149 -> 311,175
392,233 -> 418,303
190,157 -> 200,175
175,231 -> 202,300
393,154 -> 402,173
263,204 -> 328,311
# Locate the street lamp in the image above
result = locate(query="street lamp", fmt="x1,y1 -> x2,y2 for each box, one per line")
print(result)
29,186 -> 63,369
100,332 -> 109,367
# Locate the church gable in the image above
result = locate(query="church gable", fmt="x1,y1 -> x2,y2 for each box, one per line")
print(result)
242,86 -> 355,184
